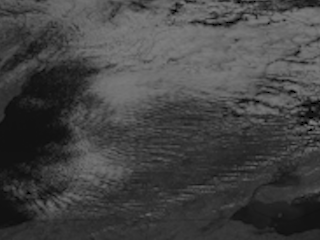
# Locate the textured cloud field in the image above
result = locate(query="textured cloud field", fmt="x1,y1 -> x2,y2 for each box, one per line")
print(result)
0,0 -> 320,239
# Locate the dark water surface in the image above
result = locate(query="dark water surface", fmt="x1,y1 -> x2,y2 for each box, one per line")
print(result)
231,198 -> 320,236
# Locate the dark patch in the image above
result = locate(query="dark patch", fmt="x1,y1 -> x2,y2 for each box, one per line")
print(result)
0,98 -> 71,167
0,61 -> 99,227
296,99 -> 320,125
0,194 -> 32,228
235,0 -> 320,10
169,2 -> 184,15
280,0 -> 320,10
18,63 -> 96,108
231,198 -> 320,236
0,63 -> 95,167
189,14 -> 244,28
273,202 -> 320,235
129,1 -> 149,11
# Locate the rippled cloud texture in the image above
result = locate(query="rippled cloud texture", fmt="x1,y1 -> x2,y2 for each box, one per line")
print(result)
0,0 -> 320,239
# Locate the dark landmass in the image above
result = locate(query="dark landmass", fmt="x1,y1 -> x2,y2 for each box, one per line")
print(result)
231,191 -> 320,235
